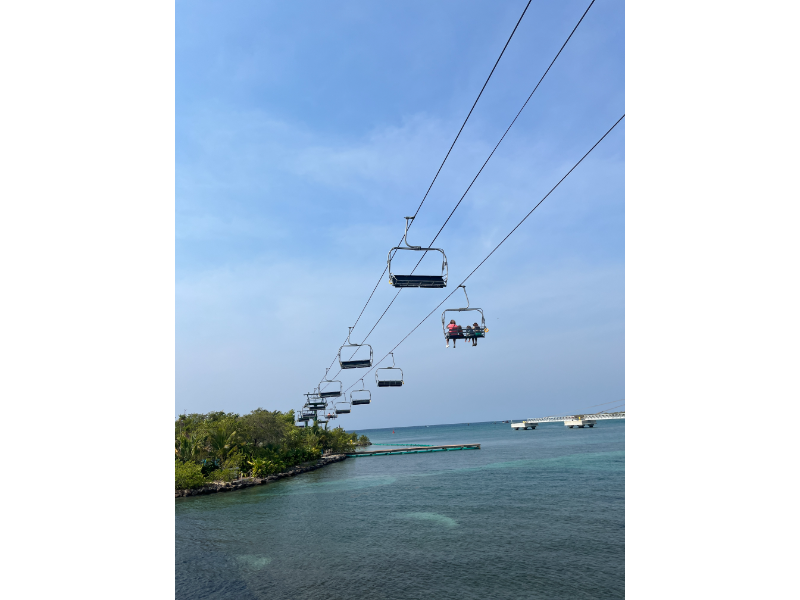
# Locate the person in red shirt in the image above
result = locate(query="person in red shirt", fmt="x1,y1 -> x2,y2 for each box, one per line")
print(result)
447,319 -> 463,348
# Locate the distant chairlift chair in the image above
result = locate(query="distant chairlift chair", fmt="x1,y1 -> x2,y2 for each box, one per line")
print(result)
319,370 -> 343,398
442,285 -> 487,348
375,353 -> 404,387
338,327 -> 373,369
350,379 -> 372,405
305,391 -> 327,411
387,217 -> 448,288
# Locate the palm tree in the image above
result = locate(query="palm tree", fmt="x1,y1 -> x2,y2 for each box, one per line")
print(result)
176,431 -> 206,462
207,421 -> 239,460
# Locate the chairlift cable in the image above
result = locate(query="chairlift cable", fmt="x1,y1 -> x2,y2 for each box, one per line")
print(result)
335,0 -> 598,366
416,0 -> 597,253
318,0 -> 600,398
316,0 -> 533,385
342,114 -> 625,393
405,0 -> 534,226
576,398 -> 625,412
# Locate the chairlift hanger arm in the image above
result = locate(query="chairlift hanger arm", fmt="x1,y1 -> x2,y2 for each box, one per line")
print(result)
459,285 -> 469,308
403,216 -> 421,249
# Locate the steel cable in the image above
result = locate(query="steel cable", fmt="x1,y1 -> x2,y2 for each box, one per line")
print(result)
343,114 -> 625,394
316,0 -> 534,390
324,0 -> 598,387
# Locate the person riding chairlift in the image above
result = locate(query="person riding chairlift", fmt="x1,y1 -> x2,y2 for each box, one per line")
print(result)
446,319 -> 463,348
471,322 -> 483,347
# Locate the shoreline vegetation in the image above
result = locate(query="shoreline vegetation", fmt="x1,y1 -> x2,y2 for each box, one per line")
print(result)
175,409 -> 369,494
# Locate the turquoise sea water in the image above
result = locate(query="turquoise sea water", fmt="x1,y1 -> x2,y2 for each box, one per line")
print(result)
176,420 -> 624,599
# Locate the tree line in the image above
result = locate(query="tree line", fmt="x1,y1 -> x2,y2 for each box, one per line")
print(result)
175,409 -> 370,490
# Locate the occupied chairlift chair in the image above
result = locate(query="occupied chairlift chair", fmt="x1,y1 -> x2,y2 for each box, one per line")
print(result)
387,217 -> 448,288
442,285 -> 487,347
319,370 -> 343,398
350,379 -> 372,405
375,353 -> 404,387
338,327 -> 373,369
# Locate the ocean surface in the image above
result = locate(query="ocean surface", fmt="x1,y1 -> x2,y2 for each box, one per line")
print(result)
175,420 -> 624,599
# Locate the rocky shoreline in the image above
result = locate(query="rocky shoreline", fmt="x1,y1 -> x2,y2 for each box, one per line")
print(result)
175,454 -> 348,498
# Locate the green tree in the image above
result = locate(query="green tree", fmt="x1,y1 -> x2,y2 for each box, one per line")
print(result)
175,460 -> 206,490
175,431 -> 206,462
239,408 -> 292,448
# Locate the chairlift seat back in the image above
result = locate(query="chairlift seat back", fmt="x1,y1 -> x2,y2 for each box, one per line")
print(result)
377,380 -> 403,387
340,359 -> 372,369
389,274 -> 446,288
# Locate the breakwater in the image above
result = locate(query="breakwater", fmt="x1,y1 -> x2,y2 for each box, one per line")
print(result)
367,443 -> 435,447
175,454 -> 347,498
347,443 -> 480,457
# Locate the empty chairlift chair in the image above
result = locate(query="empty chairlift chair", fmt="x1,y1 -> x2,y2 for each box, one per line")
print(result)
375,353 -> 404,387
350,379 -> 372,405
338,327 -> 373,369
335,401 -> 351,415
387,217 -> 448,288
319,370 -> 342,398
442,285 -> 487,348
305,391 -> 327,411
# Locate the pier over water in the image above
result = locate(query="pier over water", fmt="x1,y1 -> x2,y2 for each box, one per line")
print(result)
346,443 -> 481,457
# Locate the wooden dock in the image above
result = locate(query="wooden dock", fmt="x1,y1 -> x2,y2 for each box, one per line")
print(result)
346,443 -> 480,457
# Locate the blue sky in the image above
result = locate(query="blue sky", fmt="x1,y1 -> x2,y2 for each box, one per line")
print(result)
176,0 -> 625,428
